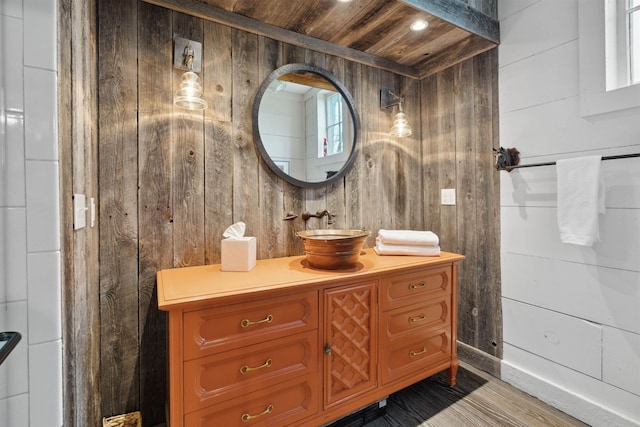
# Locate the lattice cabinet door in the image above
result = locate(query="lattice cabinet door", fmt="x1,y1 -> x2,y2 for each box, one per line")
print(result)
323,281 -> 378,407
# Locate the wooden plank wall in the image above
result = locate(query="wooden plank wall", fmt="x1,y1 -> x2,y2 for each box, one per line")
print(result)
58,0 -> 101,426
94,1 -> 499,425
421,49 -> 501,359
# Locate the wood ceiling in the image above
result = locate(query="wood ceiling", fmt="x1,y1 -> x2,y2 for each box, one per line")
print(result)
144,0 -> 499,79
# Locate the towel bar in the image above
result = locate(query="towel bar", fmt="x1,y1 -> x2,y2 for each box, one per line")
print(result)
494,148 -> 640,171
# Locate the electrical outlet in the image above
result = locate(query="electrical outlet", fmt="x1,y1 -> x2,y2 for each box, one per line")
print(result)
441,188 -> 456,205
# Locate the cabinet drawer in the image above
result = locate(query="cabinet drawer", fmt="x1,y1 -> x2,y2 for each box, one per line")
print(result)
380,298 -> 449,341
380,266 -> 450,311
380,328 -> 451,385
183,331 -> 318,413
184,374 -> 319,427
184,291 -> 318,360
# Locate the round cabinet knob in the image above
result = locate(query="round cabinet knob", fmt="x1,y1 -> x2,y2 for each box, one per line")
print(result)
324,344 -> 331,355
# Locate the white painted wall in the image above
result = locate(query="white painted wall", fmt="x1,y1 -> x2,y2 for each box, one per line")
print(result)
499,1 -> 640,426
0,0 -> 63,426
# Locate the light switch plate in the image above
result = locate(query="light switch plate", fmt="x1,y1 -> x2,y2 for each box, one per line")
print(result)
441,188 -> 456,205
73,194 -> 87,230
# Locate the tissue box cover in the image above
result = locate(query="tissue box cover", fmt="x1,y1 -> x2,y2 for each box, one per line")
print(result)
221,237 -> 256,271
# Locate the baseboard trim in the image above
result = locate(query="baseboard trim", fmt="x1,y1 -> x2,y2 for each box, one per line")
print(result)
457,341 -> 502,378
501,360 -> 640,427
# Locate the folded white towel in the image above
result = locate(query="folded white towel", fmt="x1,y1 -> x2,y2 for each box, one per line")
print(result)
374,242 -> 441,256
377,229 -> 439,246
557,156 -> 605,246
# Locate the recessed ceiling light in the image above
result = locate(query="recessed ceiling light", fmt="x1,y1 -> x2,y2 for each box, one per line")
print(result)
337,0 -> 353,2
410,19 -> 429,31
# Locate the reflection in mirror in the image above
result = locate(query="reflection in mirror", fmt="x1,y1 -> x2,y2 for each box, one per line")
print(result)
253,64 -> 359,188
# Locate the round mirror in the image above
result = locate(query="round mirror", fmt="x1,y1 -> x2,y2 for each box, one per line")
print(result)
252,63 -> 359,188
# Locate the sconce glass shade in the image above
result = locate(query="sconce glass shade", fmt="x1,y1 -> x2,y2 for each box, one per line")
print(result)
174,71 -> 208,111
389,109 -> 412,137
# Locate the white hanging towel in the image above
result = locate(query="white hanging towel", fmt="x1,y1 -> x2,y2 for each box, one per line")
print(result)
556,156 -> 605,246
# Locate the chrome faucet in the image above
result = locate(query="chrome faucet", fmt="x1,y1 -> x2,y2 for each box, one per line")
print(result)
302,210 -> 335,225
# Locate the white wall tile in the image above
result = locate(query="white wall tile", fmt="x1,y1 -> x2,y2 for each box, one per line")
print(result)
2,1 -> 62,426
1,15 -> 24,112
603,327 -> 640,395
502,253 -> 640,334
0,0 -> 23,18
27,251 -> 60,344
23,0 -> 55,71
499,0 -> 577,67
24,68 -> 57,161
0,301 -> 29,399
499,40 -> 579,113
29,340 -> 62,427
25,161 -> 60,252
2,112 -> 26,207
4,207 -> 27,302
0,394 -> 29,427
503,298 -> 602,378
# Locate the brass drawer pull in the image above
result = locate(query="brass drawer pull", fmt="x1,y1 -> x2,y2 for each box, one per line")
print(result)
240,358 -> 272,375
409,347 -> 427,358
409,314 -> 427,323
241,404 -> 273,422
409,282 -> 426,290
240,314 -> 273,328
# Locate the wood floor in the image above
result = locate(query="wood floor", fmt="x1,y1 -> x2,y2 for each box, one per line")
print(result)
361,363 -> 588,427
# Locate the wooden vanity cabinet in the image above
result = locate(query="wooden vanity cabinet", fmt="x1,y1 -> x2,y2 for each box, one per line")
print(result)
157,249 -> 463,427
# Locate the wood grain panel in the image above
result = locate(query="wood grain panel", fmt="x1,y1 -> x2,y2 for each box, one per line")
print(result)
421,73 -> 441,233
454,58 -> 478,347
344,60 -> 364,230
436,67 -> 457,253
231,28 -> 260,243
359,65 -> 382,235
98,0 -> 140,418
474,49 -> 501,357
204,20 -> 233,264
172,12 -> 206,267
137,3 -> 172,424
59,0 -> 101,425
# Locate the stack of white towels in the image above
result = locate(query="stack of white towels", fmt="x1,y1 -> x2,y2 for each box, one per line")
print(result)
374,229 -> 440,256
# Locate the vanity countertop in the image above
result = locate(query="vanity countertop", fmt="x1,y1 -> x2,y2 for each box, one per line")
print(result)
157,248 -> 464,311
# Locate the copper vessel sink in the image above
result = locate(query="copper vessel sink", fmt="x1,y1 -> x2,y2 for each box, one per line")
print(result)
296,229 -> 370,270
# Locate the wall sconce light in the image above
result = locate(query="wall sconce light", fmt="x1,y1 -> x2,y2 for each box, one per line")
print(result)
380,88 -> 412,137
173,37 -> 207,111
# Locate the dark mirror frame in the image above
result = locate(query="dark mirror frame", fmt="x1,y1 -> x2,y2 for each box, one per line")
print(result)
252,63 -> 360,188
